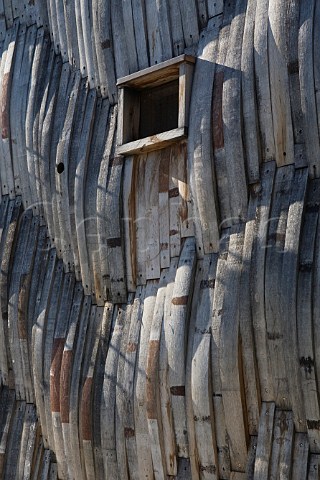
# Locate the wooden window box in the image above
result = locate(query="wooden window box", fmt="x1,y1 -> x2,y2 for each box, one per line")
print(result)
116,54 -> 195,156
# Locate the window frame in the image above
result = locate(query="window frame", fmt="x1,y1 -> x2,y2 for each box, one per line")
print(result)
116,54 -> 195,156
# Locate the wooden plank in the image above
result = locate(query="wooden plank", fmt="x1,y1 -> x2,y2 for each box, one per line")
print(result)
2,401 -> 25,479
0,198 -> 9,384
32,248 -> 57,449
191,254 -> 219,478
81,306 -> 103,480
223,0 -> 248,222
145,151 -> 161,279
117,127 -> 187,156
3,0 -> 12,28
26,226 -> 48,344
8,23 -> 25,197
269,410 -> 294,479
281,167 -> 308,431
18,214 -> 40,403
67,78 -> 87,281
308,455 -> 320,480
253,0 -> 275,162
299,0 -> 320,177
265,165 -> 295,409
110,0 -> 129,79
159,149 -> 170,268
92,302 -> 113,478
0,2 -> 5,40
69,296 -> 91,480
211,229 -> 231,479
298,179 -> 320,451
24,0 -> 36,26
42,260 -> 66,451
145,0 -> 170,66
40,54 -> 62,235
80,0 -> 95,86
55,0 -> 68,62
268,0 -> 294,166
187,17 -> 221,254
48,0 -> 60,53
60,284 -> 83,479
146,270 -> 172,480
7,210 -> 31,401
167,237 -> 196,458
117,54 -> 195,88
84,98 -> 110,303
208,0 -> 223,18
56,71 -> 81,271
246,436 -> 258,479
197,0 -> 208,29
286,0 -> 304,149
0,26 -> 16,198
254,402 -> 275,479
0,388 -> 15,476
134,154 -> 147,285
74,0 -> 86,75
123,156 -> 136,291
17,404 -> 36,479
97,104 -> 116,297
92,0 -> 117,101
314,0 -> 320,157
0,197 -> 21,388
134,281 -> 158,479
121,0 -> 138,72
34,44 -> 55,225
50,273 -> 74,479
212,24 -> 231,229
178,0 -> 199,47
220,228 -> 248,472
115,296 -> 134,480
15,24 -> 37,210
239,192 -> 260,436
74,88 -> 96,293
169,145 -> 181,258
120,288 -> 144,480
291,433 -> 309,480
159,260 -> 178,476
25,26 -> 45,212
49,62 -> 71,256
241,0 -> 260,183
63,0 -> 79,67
30,30 -> 52,217
168,0 -> 184,57
101,305 -> 125,479
251,162 -> 276,402
105,155 -> 127,301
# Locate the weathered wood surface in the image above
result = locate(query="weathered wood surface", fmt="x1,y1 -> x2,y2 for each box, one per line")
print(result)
0,1 -> 320,479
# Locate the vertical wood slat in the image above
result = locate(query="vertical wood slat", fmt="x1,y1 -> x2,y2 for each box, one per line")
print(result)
167,237 -> 196,458
298,0 -> 320,178
297,179 -> 320,451
220,228 -> 248,472
105,155 -> 127,302
268,0 -> 294,167
265,165 -> 295,409
191,255 -> 218,478
188,16 -> 221,255
134,281 -> 158,480
281,167 -> 308,431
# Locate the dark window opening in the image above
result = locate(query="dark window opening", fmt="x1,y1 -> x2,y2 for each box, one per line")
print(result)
139,80 -> 179,139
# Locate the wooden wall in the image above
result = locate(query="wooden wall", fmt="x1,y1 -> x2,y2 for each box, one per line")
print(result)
0,0 -> 320,478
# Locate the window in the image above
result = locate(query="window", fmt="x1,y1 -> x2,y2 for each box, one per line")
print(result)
116,54 -> 195,156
